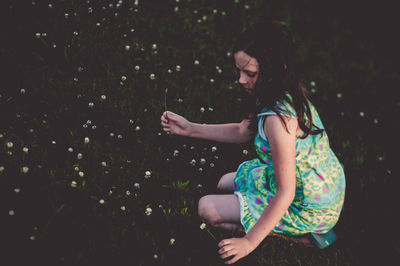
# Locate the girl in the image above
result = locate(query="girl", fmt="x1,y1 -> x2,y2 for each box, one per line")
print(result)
160,20 -> 345,264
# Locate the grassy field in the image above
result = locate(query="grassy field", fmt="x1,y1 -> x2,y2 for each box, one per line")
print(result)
1,0 -> 398,265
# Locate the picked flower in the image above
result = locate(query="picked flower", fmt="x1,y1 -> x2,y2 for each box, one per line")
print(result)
200,223 -> 206,230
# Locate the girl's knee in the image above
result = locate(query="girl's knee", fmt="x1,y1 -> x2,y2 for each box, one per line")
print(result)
217,172 -> 235,191
197,196 -> 217,224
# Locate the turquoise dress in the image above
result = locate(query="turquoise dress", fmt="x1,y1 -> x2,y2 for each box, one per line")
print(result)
233,94 -> 346,236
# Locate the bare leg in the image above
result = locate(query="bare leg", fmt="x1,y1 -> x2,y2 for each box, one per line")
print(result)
198,194 -> 244,233
217,172 -> 236,193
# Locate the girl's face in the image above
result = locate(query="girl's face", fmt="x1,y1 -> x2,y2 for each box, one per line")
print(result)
234,51 -> 260,95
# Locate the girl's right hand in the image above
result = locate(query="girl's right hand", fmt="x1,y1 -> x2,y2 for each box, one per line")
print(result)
160,111 -> 192,137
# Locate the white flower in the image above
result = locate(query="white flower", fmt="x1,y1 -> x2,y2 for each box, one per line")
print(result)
153,254 -> 158,259
68,147 -> 74,153
126,190 -> 131,196
145,171 -> 151,178
79,171 -> 84,177
174,6 -> 179,12
84,137 -> 90,144
150,74 -> 156,80
99,199 -> 105,204
243,149 -> 248,155
22,147 -> 29,153
200,107 -> 205,113
200,158 -> 206,165
198,167 -> 203,173
29,236 -> 35,241
14,188 -> 20,193
21,166 -> 29,174
210,163 -> 215,168
120,206 -> 126,211
9,210 -> 15,216
173,150 -> 179,156
169,238 -> 175,245
74,166 -> 79,172
360,112 -> 365,117
135,126 -> 141,131
20,88 -> 26,94
77,153 -> 83,159
145,207 -> 152,216
177,98 -> 183,103
6,142 -> 13,149
134,65 -> 140,71
101,161 -> 107,167
88,102 -> 94,108
134,183 -> 140,189
200,223 -> 206,230
51,140 -> 56,144
310,81 -> 316,87
152,43 -> 157,50
176,65 -> 181,71
101,95 -> 106,100
211,146 -> 217,152
209,78 -> 214,83
190,159 -> 196,166
194,60 -> 199,65
337,93 -> 342,99
121,75 -> 127,81
208,107 -> 214,112
373,118 -> 379,124
71,181 -> 77,188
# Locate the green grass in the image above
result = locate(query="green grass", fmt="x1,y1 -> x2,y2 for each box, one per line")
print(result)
1,0 -> 398,265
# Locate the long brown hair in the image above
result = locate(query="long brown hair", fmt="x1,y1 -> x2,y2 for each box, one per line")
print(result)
234,20 -> 323,139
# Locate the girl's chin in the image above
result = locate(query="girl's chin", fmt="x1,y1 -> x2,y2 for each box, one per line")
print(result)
244,88 -> 253,94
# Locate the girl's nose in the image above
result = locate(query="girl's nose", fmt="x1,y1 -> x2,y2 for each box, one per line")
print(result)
239,73 -> 246,85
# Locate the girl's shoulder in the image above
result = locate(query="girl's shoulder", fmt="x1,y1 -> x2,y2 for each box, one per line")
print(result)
257,92 -> 297,119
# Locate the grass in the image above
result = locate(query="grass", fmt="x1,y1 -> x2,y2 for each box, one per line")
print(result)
1,0 -> 398,265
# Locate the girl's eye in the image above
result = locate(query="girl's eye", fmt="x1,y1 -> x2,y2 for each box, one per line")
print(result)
247,72 -> 257,78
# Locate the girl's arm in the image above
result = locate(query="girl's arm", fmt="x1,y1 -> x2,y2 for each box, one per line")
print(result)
161,111 -> 254,144
218,115 -> 297,264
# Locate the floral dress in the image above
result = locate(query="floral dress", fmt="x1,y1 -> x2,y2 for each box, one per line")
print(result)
233,94 -> 346,236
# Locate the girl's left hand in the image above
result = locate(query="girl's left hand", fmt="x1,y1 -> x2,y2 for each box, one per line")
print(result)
218,237 -> 256,264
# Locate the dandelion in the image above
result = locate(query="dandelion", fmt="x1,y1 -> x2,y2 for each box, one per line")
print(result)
153,254 -> 158,259
135,126 -> 141,131
117,134 -> 122,139
145,171 -> 151,178
176,65 -> 181,71
126,190 -> 131,196
150,74 -> 156,80
51,140 -> 56,145
0,166 -> 4,173
121,75 -> 127,81
173,150 -> 179,157
134,183 -> 140,189
108,190 -> 113,195
200,158 -> 206,165
310,81 -> 316,86
74,166 -> 79,172
14,188 -> 20,193
200,223 -> 206,230
373,118 -> 379,124
360,112 -> 365,117
78,171 -> 84,177
77,153 -> 83,160
337,93 -> 342,99
145,207 -> 152,216
99,199 -> 105,204
29,236 -> 36,241
208,107 -> 214,112
190,159 -> 196,166
167,69 -> 173,73
169,238 -> 175,245
21,166 -> 29,174
177,98 -> 183,103
243,149 -> 248,155
174,6 -> 179,12
198,167 -> 203,173
109,132 -> 114,137
211,146 -> 217,152
20,88 -> 26,94
71,181 -> 77,188
84,137 -> 90,144
22,147 -> 29,153
210,78 -> 215,83
6,142 -> 13,149
120,206 -> 126,211
226,51 -> 231,57
88,102 -> 94,108
197,184 -> 203,188
200,107 -> 205,113
101,95 -> 106,100
210,163 -> 215,168
65,13 -> 69,19
152,43 -> 157,50
134,65 -> 140,71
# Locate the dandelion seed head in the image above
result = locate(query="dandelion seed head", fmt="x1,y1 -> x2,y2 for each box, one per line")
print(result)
99,199 -> 105,204
200,223 -> 206,230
